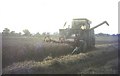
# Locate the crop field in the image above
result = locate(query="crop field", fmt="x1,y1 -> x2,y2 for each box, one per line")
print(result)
2,35 -> 119,74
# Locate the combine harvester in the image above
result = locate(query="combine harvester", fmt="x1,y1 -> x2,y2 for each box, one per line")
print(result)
44,18 -> 109,54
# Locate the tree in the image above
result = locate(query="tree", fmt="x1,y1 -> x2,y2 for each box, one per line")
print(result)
23,29 -> 31,36
18,32 -> 22,36
10,31 -> 15,34
9,31 -> 16,36
46,32 -> 50,35
53,32 -> 59,36
2,28 -> 10,35
34,32 -> 41,37
97,33 -> 104,36
42,32 -> 46,36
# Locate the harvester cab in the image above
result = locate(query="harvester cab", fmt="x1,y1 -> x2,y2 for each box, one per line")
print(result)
72,18 -> 91,30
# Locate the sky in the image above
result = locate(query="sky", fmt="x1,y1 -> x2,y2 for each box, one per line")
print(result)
0,0 -> 119,34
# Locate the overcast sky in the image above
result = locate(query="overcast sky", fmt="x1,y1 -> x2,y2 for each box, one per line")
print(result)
0,0 -> 119,34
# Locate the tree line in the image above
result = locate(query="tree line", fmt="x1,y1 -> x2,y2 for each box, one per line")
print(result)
2,28 -> 59,37
1,28 -> 119,37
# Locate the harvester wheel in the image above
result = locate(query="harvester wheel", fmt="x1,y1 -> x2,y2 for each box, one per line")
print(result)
82,41 -> 87,52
